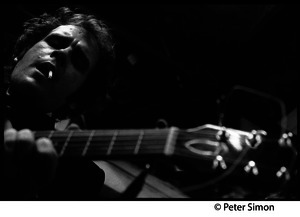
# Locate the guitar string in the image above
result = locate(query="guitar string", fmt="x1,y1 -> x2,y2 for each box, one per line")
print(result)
34,131 -> 242,145
48,135 -> 171,156
34,130 -> 287,196
34,130 -> 248,157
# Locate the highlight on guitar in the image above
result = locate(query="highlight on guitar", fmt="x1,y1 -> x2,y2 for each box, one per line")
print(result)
32,124 -> 297,199
3,4 -> 298,200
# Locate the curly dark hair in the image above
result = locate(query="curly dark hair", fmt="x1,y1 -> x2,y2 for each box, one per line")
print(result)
7,6 -> 115,117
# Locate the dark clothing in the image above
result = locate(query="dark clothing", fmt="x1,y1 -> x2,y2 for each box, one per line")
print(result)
39,158 -> 105,200
4,104 -> 105,200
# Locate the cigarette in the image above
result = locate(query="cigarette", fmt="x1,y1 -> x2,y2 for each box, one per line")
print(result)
48,70 -> 53,79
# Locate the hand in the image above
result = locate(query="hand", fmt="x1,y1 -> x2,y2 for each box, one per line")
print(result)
2,120 -> 58,200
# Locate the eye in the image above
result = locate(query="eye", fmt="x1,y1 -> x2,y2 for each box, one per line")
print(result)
45,34 -> 73,49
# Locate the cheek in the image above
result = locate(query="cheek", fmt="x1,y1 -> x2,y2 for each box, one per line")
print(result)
58,70 -> 87,97
20,43 -> 49,63
12,53 -> 33,76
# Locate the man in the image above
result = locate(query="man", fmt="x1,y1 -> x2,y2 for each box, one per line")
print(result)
3,7 -> 115,200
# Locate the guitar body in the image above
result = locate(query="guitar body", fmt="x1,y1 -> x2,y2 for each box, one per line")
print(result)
95,160 -> 189,198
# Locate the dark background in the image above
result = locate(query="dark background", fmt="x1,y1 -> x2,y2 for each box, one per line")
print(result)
3,4 -> 298,136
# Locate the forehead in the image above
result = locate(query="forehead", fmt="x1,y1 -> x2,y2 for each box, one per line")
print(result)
50,25 -> 86,39
49,25 -> 100,65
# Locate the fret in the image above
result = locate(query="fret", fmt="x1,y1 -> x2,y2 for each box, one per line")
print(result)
110,130 -> 142,155
107,130 -> 118,155
48,130 -> 54,139
61,131 -> 93,157
30,125 -> 256,170
134,130 -> 144,155
34,129 -> 173,158
82,130 -> 95,156
138,130 -> 169,155
164,127 -> 178,156
85,133 -> 112,157
59,131 -> 74,157
49,131 -> 64,154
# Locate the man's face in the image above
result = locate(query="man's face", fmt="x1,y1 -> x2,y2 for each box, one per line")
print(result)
10,25 -> 100,112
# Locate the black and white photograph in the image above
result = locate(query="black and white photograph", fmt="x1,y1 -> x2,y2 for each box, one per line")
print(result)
2,3 -> 298,210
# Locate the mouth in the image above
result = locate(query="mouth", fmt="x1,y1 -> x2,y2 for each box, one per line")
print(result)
36,62 -> 56,80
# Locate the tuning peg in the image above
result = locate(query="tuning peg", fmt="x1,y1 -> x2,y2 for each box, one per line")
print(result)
276,166 -> 290,181
278,132 -> 293,147
245,130 -> 267,148
212,155 -> 227,170
244,160 -> 259,175
216,127 -> 229,142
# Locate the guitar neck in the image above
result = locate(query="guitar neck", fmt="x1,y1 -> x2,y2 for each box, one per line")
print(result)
34,128 -> 179,160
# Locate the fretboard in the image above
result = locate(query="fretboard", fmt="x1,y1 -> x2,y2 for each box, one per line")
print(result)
34,128 -> 178,160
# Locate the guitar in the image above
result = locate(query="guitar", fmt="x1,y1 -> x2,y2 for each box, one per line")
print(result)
34,124 -> 297,198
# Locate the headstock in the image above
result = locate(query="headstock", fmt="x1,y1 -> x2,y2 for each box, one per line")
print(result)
171,124 -> 297,195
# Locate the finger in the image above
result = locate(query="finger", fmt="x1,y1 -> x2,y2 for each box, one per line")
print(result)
36,137 -> 56,155
4,119 -> 13,130
15,129 -> 36,155
34,137 -> 58,187
3,128 -> 18,185
16,129 -> 35,142
4,128 -> 17,153
17,129 -> 34,144
4,129 -> 36,199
